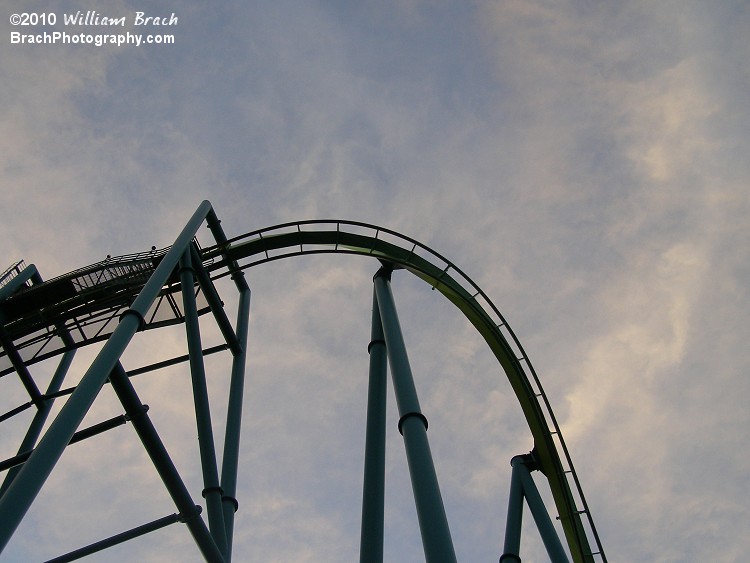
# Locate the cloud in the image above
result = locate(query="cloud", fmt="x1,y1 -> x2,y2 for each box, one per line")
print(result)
2,1 -> 749,561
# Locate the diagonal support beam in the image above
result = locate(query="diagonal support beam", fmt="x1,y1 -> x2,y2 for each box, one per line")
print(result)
108,363 -> 224,562
1,264 -> 78,496
0,413 -> 129,472
0,200 -> 214,553
0,349 -> 76,497
0,328 -> 43,406
44,511 -> 187,563
189,244 -> 242,355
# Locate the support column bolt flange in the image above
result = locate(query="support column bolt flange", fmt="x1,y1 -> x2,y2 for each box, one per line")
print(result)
397,411 -> 428,435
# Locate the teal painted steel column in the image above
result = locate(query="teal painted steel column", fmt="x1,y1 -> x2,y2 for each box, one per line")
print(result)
204,205 -> 252,562
0,328 -> 43,405
500,458 -> 525,562
108,363 -> 224,562
0,200 -> 213,553
180,249 -> 228,557
0,349 -> 76,497
0,264 -> 46,405
373,267 -> 457,563
190,244 -> 242,355
360,290 -> 388,563
513,456 -> 570,563
0,264 -> 76,496
220,282 -> 251,561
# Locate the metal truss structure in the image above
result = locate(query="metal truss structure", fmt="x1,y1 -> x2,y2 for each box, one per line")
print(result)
0,201 -> 607,562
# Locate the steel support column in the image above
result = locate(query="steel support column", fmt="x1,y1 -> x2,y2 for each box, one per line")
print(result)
0,349 -> 76,497
500,458 -> 525,563
179,249 -> 228,557
108,363 -> 224,562
0,328 -> 43,405
500,455 -> 570,563
373,267 -> 457,563
219,281 -> 251,561
204,204 -> 253,562
0,264 -> 77,497
190,245 -> 242,355
514,457 -> 569,563
360,291 -> 388,563
0,200 -> 213,552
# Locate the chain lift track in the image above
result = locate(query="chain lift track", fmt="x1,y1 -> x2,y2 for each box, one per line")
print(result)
0,201 -> 607,562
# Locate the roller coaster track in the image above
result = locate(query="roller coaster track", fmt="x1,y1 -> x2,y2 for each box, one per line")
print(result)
0,207 -> 606,561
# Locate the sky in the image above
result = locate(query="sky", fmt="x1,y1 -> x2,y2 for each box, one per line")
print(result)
1,0 -> 749,561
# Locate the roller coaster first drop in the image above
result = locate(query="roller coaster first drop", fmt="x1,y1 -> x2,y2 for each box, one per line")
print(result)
0,201 -> 607,562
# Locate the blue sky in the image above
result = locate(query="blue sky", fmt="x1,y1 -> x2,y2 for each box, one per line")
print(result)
2,1 -> 749,561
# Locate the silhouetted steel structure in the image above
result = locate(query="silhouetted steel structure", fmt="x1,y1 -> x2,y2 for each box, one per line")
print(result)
0,201 -> 606,562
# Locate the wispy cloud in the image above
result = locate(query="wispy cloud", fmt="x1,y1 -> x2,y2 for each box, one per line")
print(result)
2,0 -> 748,561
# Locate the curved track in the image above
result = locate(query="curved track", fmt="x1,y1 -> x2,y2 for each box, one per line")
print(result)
1,215 -> 606,561
202,220 -> 606,562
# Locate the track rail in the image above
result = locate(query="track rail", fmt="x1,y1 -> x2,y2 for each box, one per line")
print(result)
1,213 -> 606,561
202,219 -> 606,562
